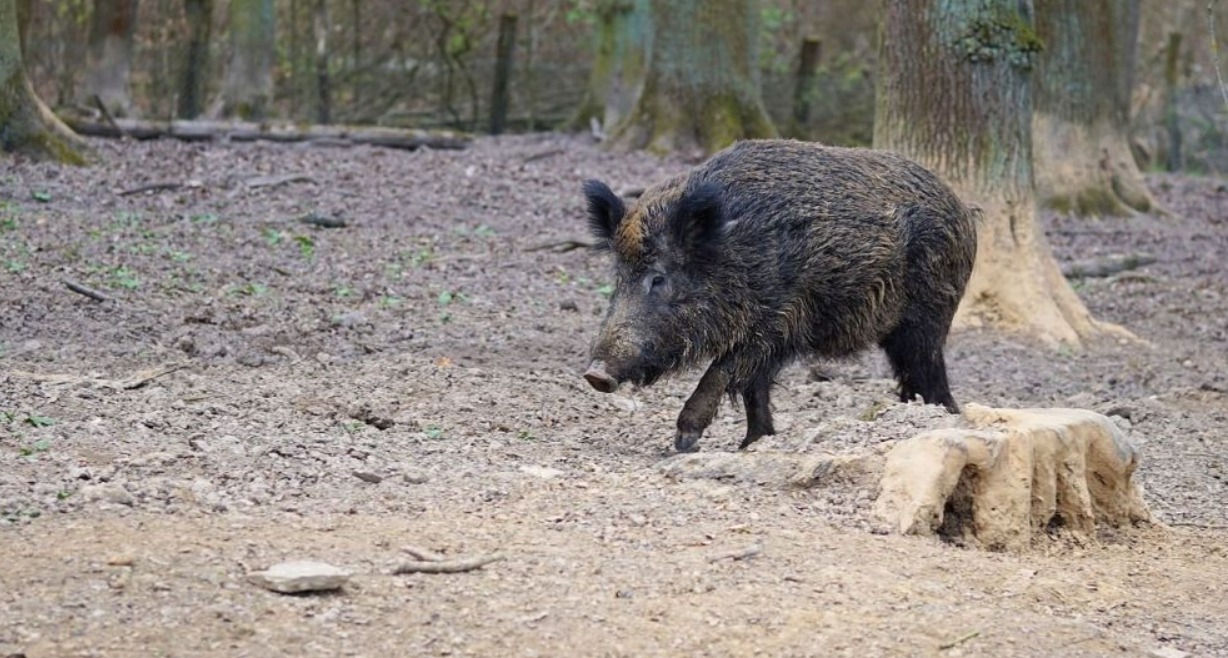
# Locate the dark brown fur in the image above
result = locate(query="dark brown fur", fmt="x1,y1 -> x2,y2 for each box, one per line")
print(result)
582,139 -> 977,452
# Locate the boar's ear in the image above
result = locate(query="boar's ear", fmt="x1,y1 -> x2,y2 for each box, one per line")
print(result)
672,182 -> 725,263
583,180 -> 626,248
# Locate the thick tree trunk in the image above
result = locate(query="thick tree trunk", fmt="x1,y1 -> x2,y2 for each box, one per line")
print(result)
177,0 -> 212,119
875,0 -> 1117,347
570,0 -> 651,133
1032,0 -> 1157,215
608,0 -> 777,154
217,0 -> 275,120
79,0 -> 139,117
0,0 -> 87,162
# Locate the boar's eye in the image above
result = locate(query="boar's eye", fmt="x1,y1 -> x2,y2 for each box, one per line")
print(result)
644,272 -> 668,295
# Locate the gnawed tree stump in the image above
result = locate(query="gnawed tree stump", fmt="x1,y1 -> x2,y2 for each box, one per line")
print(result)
874,404 -> 1150,550
59,116 -> 471,151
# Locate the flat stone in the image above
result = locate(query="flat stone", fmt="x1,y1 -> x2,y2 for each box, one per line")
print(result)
247,560 -> 350,594
1150,648 -> 1190,658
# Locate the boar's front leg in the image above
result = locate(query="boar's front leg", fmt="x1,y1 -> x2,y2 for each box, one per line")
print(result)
739,372 -> 776,451
674,362 -> 732,453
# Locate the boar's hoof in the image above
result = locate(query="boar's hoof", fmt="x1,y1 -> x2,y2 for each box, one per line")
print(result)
674,429 -> 704,453
583,361 -> 619,393
738,434 -> 765,451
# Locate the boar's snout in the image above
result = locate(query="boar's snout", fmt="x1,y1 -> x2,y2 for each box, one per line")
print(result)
583,360 -> 619,393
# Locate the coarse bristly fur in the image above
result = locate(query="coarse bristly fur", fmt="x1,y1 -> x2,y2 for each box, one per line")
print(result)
582,139 -> 978,451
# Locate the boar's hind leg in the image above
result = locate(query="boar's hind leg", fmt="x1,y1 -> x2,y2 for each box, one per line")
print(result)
675,363 -> 733,453
879,319 -> 958,413
738,372 -> 777,451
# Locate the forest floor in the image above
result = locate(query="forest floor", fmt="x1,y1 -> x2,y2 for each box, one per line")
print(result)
1,135 -> 1226,658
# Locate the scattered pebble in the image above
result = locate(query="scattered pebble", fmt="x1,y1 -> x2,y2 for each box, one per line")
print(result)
519,465 -> 563,480
79,483 -> 135,507
353,470 -> 384,484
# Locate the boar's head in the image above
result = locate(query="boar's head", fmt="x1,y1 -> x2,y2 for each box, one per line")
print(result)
580,178 -> 726,394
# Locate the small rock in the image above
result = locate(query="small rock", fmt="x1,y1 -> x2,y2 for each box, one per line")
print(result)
68,466 -> 94,480
402,471 -> 429,485
520,465 -> 563,480
352,470 -> 384,484
247,561 -> 350,594
80,483 -> 135,506
348,405 -> 395,430
332,311 -> 368,329
609,395 -> 640,413
107,555 -> 135,567
1150,648 -> 1189,658
559,300 -> 579,312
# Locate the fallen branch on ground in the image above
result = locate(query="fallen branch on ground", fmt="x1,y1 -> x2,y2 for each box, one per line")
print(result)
91,95 -> 128,139
1061,253 -> 1156,278
299,213 -> 348,229
391,553 -> 503,574
119,181 -> 202,196
64,279 -> 114,303
939,630 -> 980,650
244,173 -> 315,189
401,545 -> 449,562
521,148 -> 565,164
60,116 -> 471,151
708,544 -> 762,562
10,363 -> 187,390
525,239 -> 598,253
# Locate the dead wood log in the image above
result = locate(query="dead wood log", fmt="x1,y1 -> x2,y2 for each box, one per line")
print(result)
1061,253 -> 1157,279
60,116 -> 471,151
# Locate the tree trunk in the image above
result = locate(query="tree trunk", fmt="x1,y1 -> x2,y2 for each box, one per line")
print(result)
789,36 -> 821,136
177,0 -> 212,119
79,0 -> 139,117
608,0 -> 776,154
313,0 -> 331,124
875,0 -> 1117,347
489,12 -> 517,135
217,0 -> 275,120
0,0 -> 87,162
15,0 -> 29,54
570,0 -> 651,133
1032,0 -> 1157,215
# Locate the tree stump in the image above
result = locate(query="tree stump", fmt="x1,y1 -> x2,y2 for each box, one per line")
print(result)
874,404 -> 1150,551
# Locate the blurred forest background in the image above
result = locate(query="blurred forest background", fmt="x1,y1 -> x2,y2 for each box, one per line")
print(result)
16,0 -> 1228,174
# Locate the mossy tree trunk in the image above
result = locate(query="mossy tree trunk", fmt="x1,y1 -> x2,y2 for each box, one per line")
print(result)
1032,0 -> 1157,215
875,0 -> 1118,347
570,0 -> 651,133
79,0 -> 138,117
216,0 -> 275,120
176,0 -> 212,119
0,0 -> 87,162
608,0 -> 777,155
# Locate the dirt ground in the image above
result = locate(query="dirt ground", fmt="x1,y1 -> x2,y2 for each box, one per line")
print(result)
1,135 -> 1226,658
